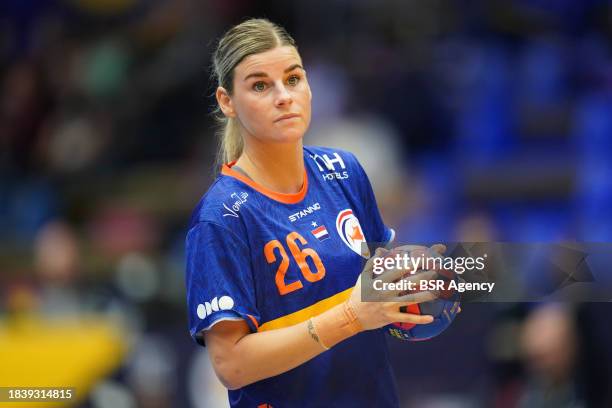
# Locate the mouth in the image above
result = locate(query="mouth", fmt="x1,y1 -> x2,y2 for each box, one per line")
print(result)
274,113 -> 301,123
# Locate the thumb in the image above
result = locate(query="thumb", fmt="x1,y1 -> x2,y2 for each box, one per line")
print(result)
431,244 -> 447,255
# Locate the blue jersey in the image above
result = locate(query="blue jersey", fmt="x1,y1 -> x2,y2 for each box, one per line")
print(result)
185,146 -> 397,408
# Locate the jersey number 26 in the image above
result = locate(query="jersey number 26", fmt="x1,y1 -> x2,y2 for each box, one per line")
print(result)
264,232 -> 326,295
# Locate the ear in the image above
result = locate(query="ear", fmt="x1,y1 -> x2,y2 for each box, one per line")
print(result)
216,87 -> 236,118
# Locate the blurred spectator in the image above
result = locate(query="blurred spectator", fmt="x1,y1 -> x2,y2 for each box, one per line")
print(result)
519,304 -> 582,408
516,303 -> 610,408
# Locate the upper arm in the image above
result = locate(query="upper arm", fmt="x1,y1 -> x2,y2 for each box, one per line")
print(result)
203,320 -> 251,389
185,222 -> 261,345
204,319 -> 251,354
346,151 -> 395,246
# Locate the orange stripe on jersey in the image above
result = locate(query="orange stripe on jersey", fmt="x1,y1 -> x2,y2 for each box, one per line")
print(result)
258,287 -> 353,332
221,162 -> 308,204
247,314 -> 260,330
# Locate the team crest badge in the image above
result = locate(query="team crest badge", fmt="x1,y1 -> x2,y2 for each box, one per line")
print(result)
336,209 -> 369,258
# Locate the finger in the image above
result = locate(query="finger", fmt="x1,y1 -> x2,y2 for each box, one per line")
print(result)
391,273 -> 440,298
373,246 -> 389,257
381,268 -> 438,287
409,246 -> 448,273
387,312 -> 434,325
408,247 -> 428,258
363,247 -> 389,278
384,270 -> 438,288
391,244 -> 428,252
367,247 -> 387,265
431,244 -> 447,255
394,290 -> 439,304
378,263 -> 415,283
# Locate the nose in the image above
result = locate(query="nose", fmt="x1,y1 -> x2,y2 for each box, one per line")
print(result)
274,83 -> 293,107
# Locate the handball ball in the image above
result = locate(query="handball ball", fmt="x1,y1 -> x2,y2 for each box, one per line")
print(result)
384,248 -> 461,341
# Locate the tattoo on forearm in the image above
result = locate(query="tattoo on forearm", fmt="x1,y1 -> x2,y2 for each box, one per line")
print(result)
307,319 -> 321,344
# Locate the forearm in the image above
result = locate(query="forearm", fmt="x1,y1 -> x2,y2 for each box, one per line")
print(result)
212,301 -> 362,389
229,320 -> 324,387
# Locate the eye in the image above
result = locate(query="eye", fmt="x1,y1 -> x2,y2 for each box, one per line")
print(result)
252,81 -> 267,92
287,75 -> 300,86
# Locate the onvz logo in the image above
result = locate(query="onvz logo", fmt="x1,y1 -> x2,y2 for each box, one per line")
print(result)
289,202 -> 321,222
223,192 -> 248,218
311,152 -> 349,181
196,296 -> 235,319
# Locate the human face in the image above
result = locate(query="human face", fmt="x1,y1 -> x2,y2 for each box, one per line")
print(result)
217,46 -> 312,145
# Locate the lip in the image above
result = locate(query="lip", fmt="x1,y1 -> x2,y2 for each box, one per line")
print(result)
274,113 -> 301,122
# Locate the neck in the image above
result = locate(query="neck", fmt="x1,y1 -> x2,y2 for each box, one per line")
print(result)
235,139 -> 305,194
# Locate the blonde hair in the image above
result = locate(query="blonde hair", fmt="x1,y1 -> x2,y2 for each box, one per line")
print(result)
212,18 -> 297,164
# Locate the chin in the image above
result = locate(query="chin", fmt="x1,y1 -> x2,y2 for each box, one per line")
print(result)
274,128 -> 307,143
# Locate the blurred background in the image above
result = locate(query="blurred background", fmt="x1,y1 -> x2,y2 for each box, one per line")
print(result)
1,0 -> 612,407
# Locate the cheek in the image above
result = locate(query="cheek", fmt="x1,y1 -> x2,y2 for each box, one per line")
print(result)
235,96 -> 268,127
302,88 -> 312,122
293,82 -> 311,107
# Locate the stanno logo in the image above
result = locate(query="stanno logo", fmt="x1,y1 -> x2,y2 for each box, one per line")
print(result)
223,192 -> 248,218
310,152 -> 349,181
288,202 -> 321,222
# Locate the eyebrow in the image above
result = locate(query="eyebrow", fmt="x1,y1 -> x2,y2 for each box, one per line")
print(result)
243,64 -> 304,81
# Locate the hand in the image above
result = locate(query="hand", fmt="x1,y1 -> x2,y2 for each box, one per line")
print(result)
347,245 -> 443,331
393,243 -> 462,314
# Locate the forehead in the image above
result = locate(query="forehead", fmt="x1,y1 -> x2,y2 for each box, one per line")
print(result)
236,46 -> 303,77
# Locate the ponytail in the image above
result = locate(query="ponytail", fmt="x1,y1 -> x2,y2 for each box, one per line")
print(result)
219,117 -> 243,164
